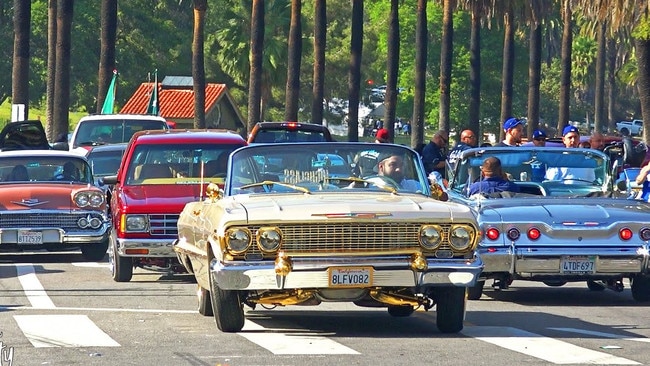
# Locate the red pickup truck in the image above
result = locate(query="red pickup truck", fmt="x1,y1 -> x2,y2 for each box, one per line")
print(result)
103,129 -> 246,282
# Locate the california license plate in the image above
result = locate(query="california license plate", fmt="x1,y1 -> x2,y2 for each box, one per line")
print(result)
328,267 -> 373,287
18,230 -> 43,245
560,256 -> 595,274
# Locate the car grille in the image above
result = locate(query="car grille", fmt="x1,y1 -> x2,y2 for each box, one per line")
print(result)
0,212 -> 105,232
242,222 -> 455,255
149,214 -> 179,236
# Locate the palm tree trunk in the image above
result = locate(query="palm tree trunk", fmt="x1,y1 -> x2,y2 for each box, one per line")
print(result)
411,0 -> 427,150
247,0 -> 265,132
46,0 -> 56,140
557,0 -> 572,132
439,0 -> 454,134
636,37 -> 650,145
53,0 -> 73,140
311,0 -> 326,125
192,0 -> 207,128
96,0 -> 117,115
593,21 -> 606,134
468,1 -> 480,138
347,0 -> 363,142
527,21 -> 541,137
383,0 -> 399,142
284,0 -> 302,122
499,6 -> 514,141
12,0 -> 30,121
606,37 -> 617,134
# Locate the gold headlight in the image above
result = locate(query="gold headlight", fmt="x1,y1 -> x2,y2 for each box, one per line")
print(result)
257,227 -> 282,252
419,225 -> 443,250
449,225 -> 475,251
225,227 -> 252,254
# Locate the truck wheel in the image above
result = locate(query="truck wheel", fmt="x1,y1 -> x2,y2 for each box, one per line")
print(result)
587,280 -> 606,291
467,280 -> 484,300
631,277 -> 650,302
81,240 -> 108,261
621,127 -> 630,136
435,287 -> 466,333
109,230 -> 133,282
387,305 -> 414,317
198,285 -> 213,316
209,277 -> 244,332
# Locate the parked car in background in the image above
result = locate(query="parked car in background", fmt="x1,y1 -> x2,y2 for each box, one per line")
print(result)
0,120 -> 65,151
86,143 -> 128,214
0,150 -> 111,260
174,142 -> 482,334
66,114 -> 169,154
617,119 -> 643,136
447,146 -> 650,302
103,129 -> 246,282
247,121 -> 335,143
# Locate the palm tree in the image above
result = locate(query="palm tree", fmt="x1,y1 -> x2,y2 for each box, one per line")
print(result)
12,0 -> 30,121
557,0 -> 573,132
411,0 -> 427,149
248,0 -> 265,132
383,0 -> 400,142
347,0 -> 363,142
284,0 -> 302,122
467,1 -> 482,138
192,0 -> 207,128
53,0 -> 73,140
439,0 -> 454,134
593,21 -> 606,133
46,0 -> 56,140
96,0 -> 117,115
311,0 -> 326,126
499,2 -> 514,141
527,21 -> 542,137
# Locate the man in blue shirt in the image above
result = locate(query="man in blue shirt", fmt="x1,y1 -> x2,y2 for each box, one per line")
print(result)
468,156 -> 520,196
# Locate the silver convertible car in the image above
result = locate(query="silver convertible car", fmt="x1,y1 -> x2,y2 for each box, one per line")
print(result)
174,142 -> 483,334
446,146 -> 650,302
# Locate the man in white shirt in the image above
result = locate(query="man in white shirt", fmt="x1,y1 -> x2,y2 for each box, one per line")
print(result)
545,125 -> 596,183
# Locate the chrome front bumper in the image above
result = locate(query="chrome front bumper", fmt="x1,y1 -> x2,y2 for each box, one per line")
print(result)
116,238 -> 176,257
210,254 -> 484,290
478,245 -> 650,277
0,225 -> 110,246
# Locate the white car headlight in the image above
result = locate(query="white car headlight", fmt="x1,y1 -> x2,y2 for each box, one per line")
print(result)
88,192 -> 105,207
74,191 -> 105,208
449,225 -> 474,251
257,227 -> 282,252
74,192 -> 90,207
419,225 -> 443,250
125,215 -> 148,232
226,228 -> 252,254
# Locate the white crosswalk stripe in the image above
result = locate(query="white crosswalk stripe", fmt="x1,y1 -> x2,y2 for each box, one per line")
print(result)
13,315 -> 120,348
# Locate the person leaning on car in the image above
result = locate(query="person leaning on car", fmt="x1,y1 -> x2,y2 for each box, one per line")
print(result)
447,129 -> 477,169
467,156 -> 520,196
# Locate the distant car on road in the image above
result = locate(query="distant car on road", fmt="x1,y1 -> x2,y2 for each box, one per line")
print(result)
616,119 -> 643,136
247,122 -> 334,143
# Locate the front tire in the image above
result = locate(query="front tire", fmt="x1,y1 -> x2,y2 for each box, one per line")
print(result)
198,285 -> 213,316
467,280 -> 484,300
81,240 -> 108,261
387,305 -> 414,317
435,287 -> 466,333
631,276 -> 650,302
109,230 -> 133,282
209,277 -> 244,332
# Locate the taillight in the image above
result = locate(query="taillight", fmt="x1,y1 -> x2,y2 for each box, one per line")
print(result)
527,227 -> 541,240
619,228 -> 633,241
506,228 -> 520,241
485,227 -> 500,241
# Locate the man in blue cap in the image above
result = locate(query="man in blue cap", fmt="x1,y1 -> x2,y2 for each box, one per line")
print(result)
560,125 -> 580,148
496,117 -> 524,147
531,129 -> 547,147
545,125 -> 595,183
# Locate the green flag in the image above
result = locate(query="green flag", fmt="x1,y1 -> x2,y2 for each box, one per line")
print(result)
146,69 -> 159,116
100,69 -> 118,114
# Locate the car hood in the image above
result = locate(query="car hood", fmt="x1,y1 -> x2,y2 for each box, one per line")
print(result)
476,197 -> 650,224
225,192 -> 475,223
121,184 -> 209,213
0,184 -> 95,211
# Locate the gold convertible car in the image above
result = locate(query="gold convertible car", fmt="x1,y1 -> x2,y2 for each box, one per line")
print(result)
174,142 -> 483,333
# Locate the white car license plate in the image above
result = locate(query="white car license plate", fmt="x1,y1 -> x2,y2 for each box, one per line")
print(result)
328,267 -> 373,287
560,256 -> 595,274
18,230 -> 43,245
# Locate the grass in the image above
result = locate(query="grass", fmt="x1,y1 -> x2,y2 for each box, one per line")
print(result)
0,99 -> 87,130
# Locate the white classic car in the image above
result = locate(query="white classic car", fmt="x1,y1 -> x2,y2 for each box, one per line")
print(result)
174,142 -> 483,334
447,146 -> 650,301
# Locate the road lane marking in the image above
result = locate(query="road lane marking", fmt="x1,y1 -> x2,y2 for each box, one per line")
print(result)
462,326 -> 640,365
239,320 -> 359,355
14,315 -> 120,348
14,264 -> 55,309
549,328 -> 650,343
72,262 -> 111,268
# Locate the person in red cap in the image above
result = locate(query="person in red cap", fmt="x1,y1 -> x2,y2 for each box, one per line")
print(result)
375,128 -> 390,143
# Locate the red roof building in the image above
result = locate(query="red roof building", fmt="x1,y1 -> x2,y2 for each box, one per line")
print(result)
120,76 -> 245,133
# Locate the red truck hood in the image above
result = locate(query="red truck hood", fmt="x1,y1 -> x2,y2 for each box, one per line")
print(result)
120,184 -> 209,214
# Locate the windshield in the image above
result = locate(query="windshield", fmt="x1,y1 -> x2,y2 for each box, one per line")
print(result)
226,142 -> 429,196
74,119 -> 167,148
87,148 -> 126,177
449,148 -> 609,198
124,143 -> 243,185
0,157 -> 93,184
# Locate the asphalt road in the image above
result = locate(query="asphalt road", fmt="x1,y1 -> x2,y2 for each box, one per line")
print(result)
1,251 -> 650,366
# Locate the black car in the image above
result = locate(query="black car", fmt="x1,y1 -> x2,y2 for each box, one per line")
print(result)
0,120 -> 63,151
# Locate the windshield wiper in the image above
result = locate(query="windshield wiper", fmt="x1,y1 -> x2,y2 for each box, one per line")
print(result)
239,180 -> 311,194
